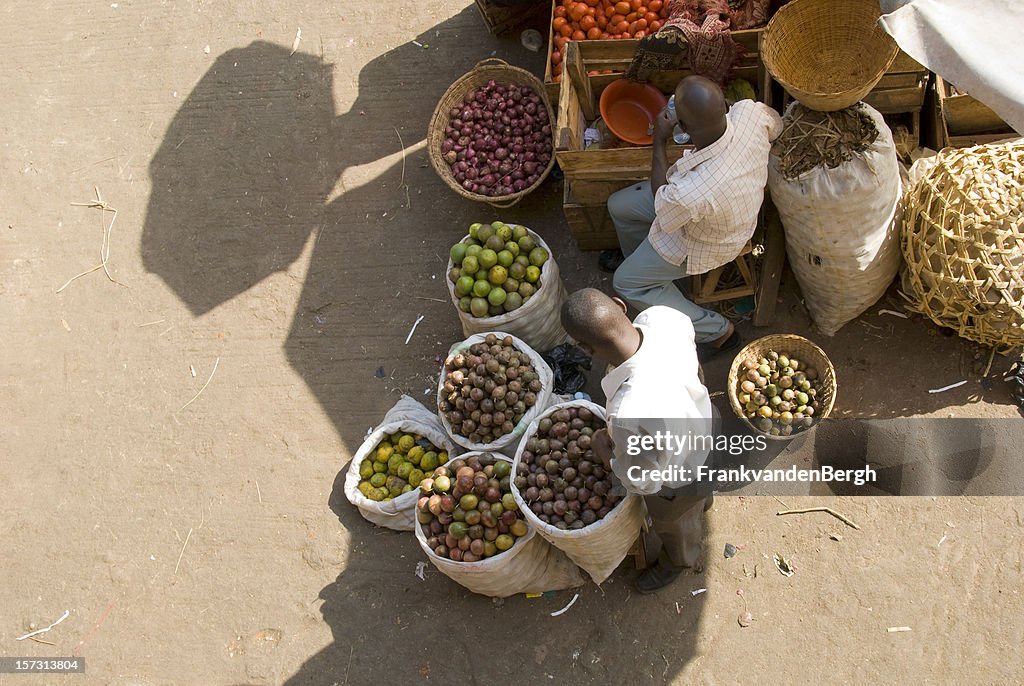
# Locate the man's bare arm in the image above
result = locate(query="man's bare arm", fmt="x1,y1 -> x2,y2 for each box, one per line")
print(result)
650,107 -> 676,197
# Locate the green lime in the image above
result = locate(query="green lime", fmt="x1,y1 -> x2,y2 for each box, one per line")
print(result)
503,277 -> 520,293
504,241 -> 520,257
503,291 -> 523,312
450,242 -> 467,264
477,224 -> 495,244
465,244 -> 482,258
485,235 -> 505,252
496,224 -> 513,242
359,460 -> 374,480
512,225 -> 528,241
470,297 -> 490,317
455,275 -> 474,296
461,255 -> 479,275
472,279 -> 491,298
517,235 -> 536,253
518,282 -> 536,298
514,254 -> 531,267
497,250 -> 514,268
458,296 -> 472,312
488,265 -> 508,285
468,223 -> 482,240
487,288 -> 507,307
525,265 -> 541,283
478,249 -> 498,270
528,247 -> 549,267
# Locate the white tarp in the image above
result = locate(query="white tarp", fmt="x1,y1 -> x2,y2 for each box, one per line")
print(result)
878,0 -> 1024,135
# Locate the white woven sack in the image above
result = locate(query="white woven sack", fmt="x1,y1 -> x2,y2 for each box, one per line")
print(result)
768,102 -> 903,336
447,225 -> 569,353
438,332 -> 554,456
511,400 -> 645,585
344,395 -> 459,531
413,452 -> 584,597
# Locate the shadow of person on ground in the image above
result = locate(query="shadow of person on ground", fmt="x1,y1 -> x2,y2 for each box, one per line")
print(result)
141,40 -> 341,316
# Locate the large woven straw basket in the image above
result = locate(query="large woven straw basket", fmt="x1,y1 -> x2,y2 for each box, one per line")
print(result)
727,334 -> 837,441
762,0 -> 899,112
901,141 -> 1024,354
428,58 -> 556,208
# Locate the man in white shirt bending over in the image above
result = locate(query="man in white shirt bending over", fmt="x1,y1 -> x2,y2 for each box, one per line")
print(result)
603,75 -> 782,361
561,288 -> 715,593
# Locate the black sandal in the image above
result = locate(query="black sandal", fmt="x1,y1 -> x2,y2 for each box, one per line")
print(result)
598,249 -> 625,273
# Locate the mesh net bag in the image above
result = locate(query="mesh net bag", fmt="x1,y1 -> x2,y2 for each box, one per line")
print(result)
901,141 -> 1024,354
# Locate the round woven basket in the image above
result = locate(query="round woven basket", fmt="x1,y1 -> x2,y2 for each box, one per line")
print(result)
727,334 -> 837,441
901,141 -> 1024,354
762,0 -> 899,112
427,58 -> 556,208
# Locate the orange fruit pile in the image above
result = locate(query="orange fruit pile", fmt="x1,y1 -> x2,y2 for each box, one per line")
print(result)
550,0 -> 669,81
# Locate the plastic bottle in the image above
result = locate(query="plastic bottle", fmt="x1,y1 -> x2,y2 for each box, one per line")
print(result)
666,95 -> 691,145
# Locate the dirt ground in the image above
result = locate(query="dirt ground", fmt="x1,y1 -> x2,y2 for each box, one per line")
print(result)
2,1 -> 1022,684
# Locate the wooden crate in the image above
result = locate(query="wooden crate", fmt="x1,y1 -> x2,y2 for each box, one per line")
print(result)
936,74 -> 1008,136
861,51 -> 928,115
474,0 -> 547,36
923,74 -> 1017,150
543,0 -> 765,105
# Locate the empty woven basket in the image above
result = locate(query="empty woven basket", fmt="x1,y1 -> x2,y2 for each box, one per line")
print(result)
762,0 -> 899,112
901,141 -> 1024,354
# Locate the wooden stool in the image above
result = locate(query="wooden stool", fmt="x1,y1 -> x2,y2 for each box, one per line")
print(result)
690,241 -> 756,304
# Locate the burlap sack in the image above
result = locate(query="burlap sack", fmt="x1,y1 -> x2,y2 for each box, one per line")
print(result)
768,102 -> 903,336
447,225 -> 568,353
511,400 -> 646,584
413,452 -> 584,597
344,395 -> 459,531
438,332 -> 554,456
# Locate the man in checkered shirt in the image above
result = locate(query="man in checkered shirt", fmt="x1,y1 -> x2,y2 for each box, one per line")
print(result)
605,75 -> 782,358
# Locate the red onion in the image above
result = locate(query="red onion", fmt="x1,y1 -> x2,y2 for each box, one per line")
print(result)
494,148 -> 508,161
480,173 -> 496,187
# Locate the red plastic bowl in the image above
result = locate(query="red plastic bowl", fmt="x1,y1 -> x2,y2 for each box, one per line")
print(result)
599,79 -> 669,146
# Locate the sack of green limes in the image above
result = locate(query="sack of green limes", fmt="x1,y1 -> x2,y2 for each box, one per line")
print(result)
446,221 -> 569,353
345,395 -> 461,531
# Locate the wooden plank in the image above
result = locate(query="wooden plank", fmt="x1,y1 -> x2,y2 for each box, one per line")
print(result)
889,50 -> 926,74
564,41 -> 596,122
753,198 -> 785,327
558,145 -> 686,175
555,54 -> 583,153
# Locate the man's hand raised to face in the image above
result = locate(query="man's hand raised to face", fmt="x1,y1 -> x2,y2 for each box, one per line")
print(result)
653,107 -> 677,144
